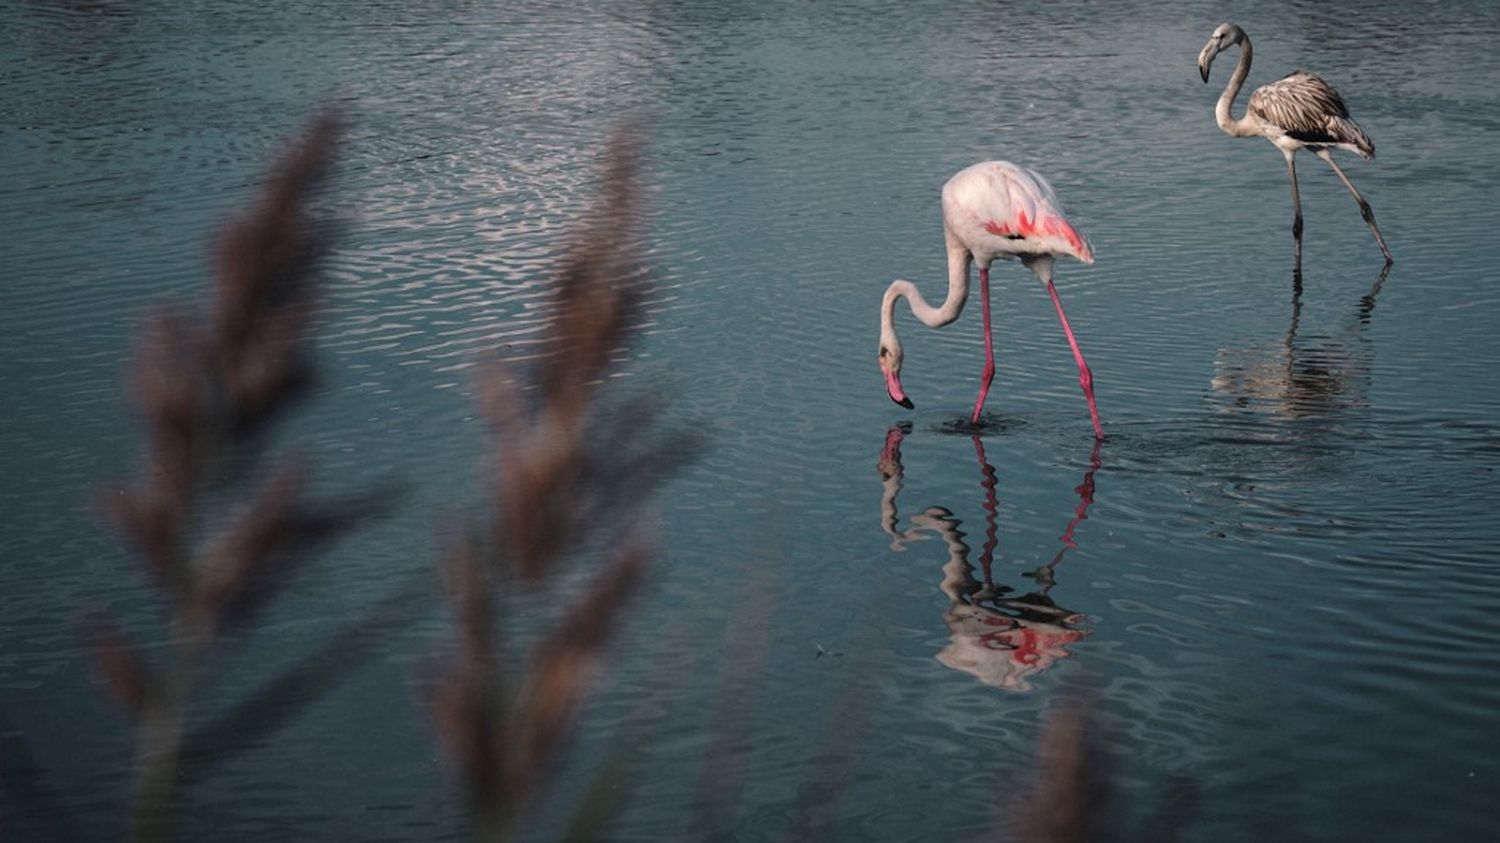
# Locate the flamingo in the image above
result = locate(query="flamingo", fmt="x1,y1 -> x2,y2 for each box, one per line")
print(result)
1198,23 -> 1393,266
877,161 -> 1102,438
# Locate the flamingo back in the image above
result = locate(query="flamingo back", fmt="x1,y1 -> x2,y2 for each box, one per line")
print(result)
942,161 -> 1094,265
1249,72 -> 1375,159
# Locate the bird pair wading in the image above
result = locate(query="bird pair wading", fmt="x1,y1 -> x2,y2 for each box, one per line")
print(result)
877,23 -> 1391,440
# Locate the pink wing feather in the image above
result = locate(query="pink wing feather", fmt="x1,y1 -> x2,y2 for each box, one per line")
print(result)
953,162 -> 1093,263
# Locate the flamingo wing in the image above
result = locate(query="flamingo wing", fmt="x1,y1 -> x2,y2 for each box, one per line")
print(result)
978,163 -> 1098,262
946,162 -> 1094,264
942,159 -> 1098,261
1249,72 -> 1375,158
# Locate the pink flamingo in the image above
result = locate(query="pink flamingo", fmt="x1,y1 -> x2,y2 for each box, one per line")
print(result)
877,161 -> 1102,438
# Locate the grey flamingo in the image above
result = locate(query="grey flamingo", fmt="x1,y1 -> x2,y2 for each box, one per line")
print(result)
1198,23 -> 1393,267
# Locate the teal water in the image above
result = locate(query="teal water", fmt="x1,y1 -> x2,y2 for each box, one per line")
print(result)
4,1 -> 1500,840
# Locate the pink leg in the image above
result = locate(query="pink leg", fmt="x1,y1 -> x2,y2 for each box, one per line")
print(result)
1045,279 -> 1103,439
970,266 -> 996,425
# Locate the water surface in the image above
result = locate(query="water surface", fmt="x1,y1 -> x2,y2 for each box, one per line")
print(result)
4,1 -> 1500,840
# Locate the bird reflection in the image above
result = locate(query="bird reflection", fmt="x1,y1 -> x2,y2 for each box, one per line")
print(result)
878,427 -> 1101,691
1211,264 -> 1389,419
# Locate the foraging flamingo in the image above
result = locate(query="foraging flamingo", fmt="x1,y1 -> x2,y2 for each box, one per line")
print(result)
877,161 -> 1101,437
1198,23 -> 1393,266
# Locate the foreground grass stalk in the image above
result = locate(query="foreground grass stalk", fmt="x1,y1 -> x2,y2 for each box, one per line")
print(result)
92,114 -> 366,841
429,127 -> 697,841
129,626 -> 201,843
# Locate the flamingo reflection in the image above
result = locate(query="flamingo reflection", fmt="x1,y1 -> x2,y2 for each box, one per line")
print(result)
878,428 -> 1102,691
1211,265 -> 1388,419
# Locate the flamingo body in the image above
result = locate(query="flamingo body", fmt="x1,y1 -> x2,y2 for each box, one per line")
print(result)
1198,23 -> 1392,266
941,162 -> 1094,266
877,162 -> 1102,438
1246,72 -> 1374,160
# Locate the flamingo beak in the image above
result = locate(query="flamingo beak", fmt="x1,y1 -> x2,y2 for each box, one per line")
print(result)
885,370 -> 914,410
1198,44 -> 1215,82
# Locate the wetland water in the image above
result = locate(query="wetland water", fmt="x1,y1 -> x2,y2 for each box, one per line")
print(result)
3,1 -> 1499,839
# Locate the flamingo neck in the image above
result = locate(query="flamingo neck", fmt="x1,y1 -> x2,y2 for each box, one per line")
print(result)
881,244 -> 972,345
1216,34 -> 1260,138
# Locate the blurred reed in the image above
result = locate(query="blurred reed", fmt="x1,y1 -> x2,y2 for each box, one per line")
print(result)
1005,692 -> 1202,843
90,112 -> 390,842
429,126 -> 701,841
83,112 -> 700,842
1011,698 -> 1112,843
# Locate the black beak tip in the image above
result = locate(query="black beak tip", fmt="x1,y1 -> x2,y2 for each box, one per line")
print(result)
893,396 -> 914,410
1200,67 -> 1209,83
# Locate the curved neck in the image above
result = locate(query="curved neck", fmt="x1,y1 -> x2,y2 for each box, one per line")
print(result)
1216,35 -> 1260,137
881,242 -> 971,345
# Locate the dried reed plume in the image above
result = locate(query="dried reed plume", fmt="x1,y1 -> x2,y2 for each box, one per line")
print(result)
1007,695 -> 1202,843
1012,700 -> 1111,843
430,127 -> 696,841
91,112 -> 382,842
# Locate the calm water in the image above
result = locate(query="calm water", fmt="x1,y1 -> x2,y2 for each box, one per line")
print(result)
4,1 -> 1500,840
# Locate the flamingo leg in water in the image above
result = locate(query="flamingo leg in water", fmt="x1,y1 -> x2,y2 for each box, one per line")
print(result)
971,435 -> 999,592
1284,150 -> 1303,270
970,266 -> 996,425
1314,149 -> 1393,264
1045,279 -> 1103,439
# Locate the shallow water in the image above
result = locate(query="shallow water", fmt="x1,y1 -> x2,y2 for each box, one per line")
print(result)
4,1 -> 1500,840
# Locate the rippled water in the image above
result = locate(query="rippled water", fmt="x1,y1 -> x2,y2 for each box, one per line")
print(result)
5,1 -> 1500,840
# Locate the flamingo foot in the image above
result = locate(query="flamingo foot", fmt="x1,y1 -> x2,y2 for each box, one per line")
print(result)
1081,378 -> 1104,440
970,362 -> 995,426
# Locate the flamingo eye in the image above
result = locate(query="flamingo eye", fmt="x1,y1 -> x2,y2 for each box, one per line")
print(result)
879,346 -> 889,358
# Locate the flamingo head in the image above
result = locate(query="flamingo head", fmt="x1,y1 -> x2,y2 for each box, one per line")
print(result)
1198,23 -> 1245,83
878,340 -> 913,409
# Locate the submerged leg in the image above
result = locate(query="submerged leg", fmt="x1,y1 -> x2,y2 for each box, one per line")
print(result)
1316,149 -> 1393,264
1284,150 -> 1303,271
970,266 -> 996,425
971,435 -> 999,598
1045,279 -> 1103,440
